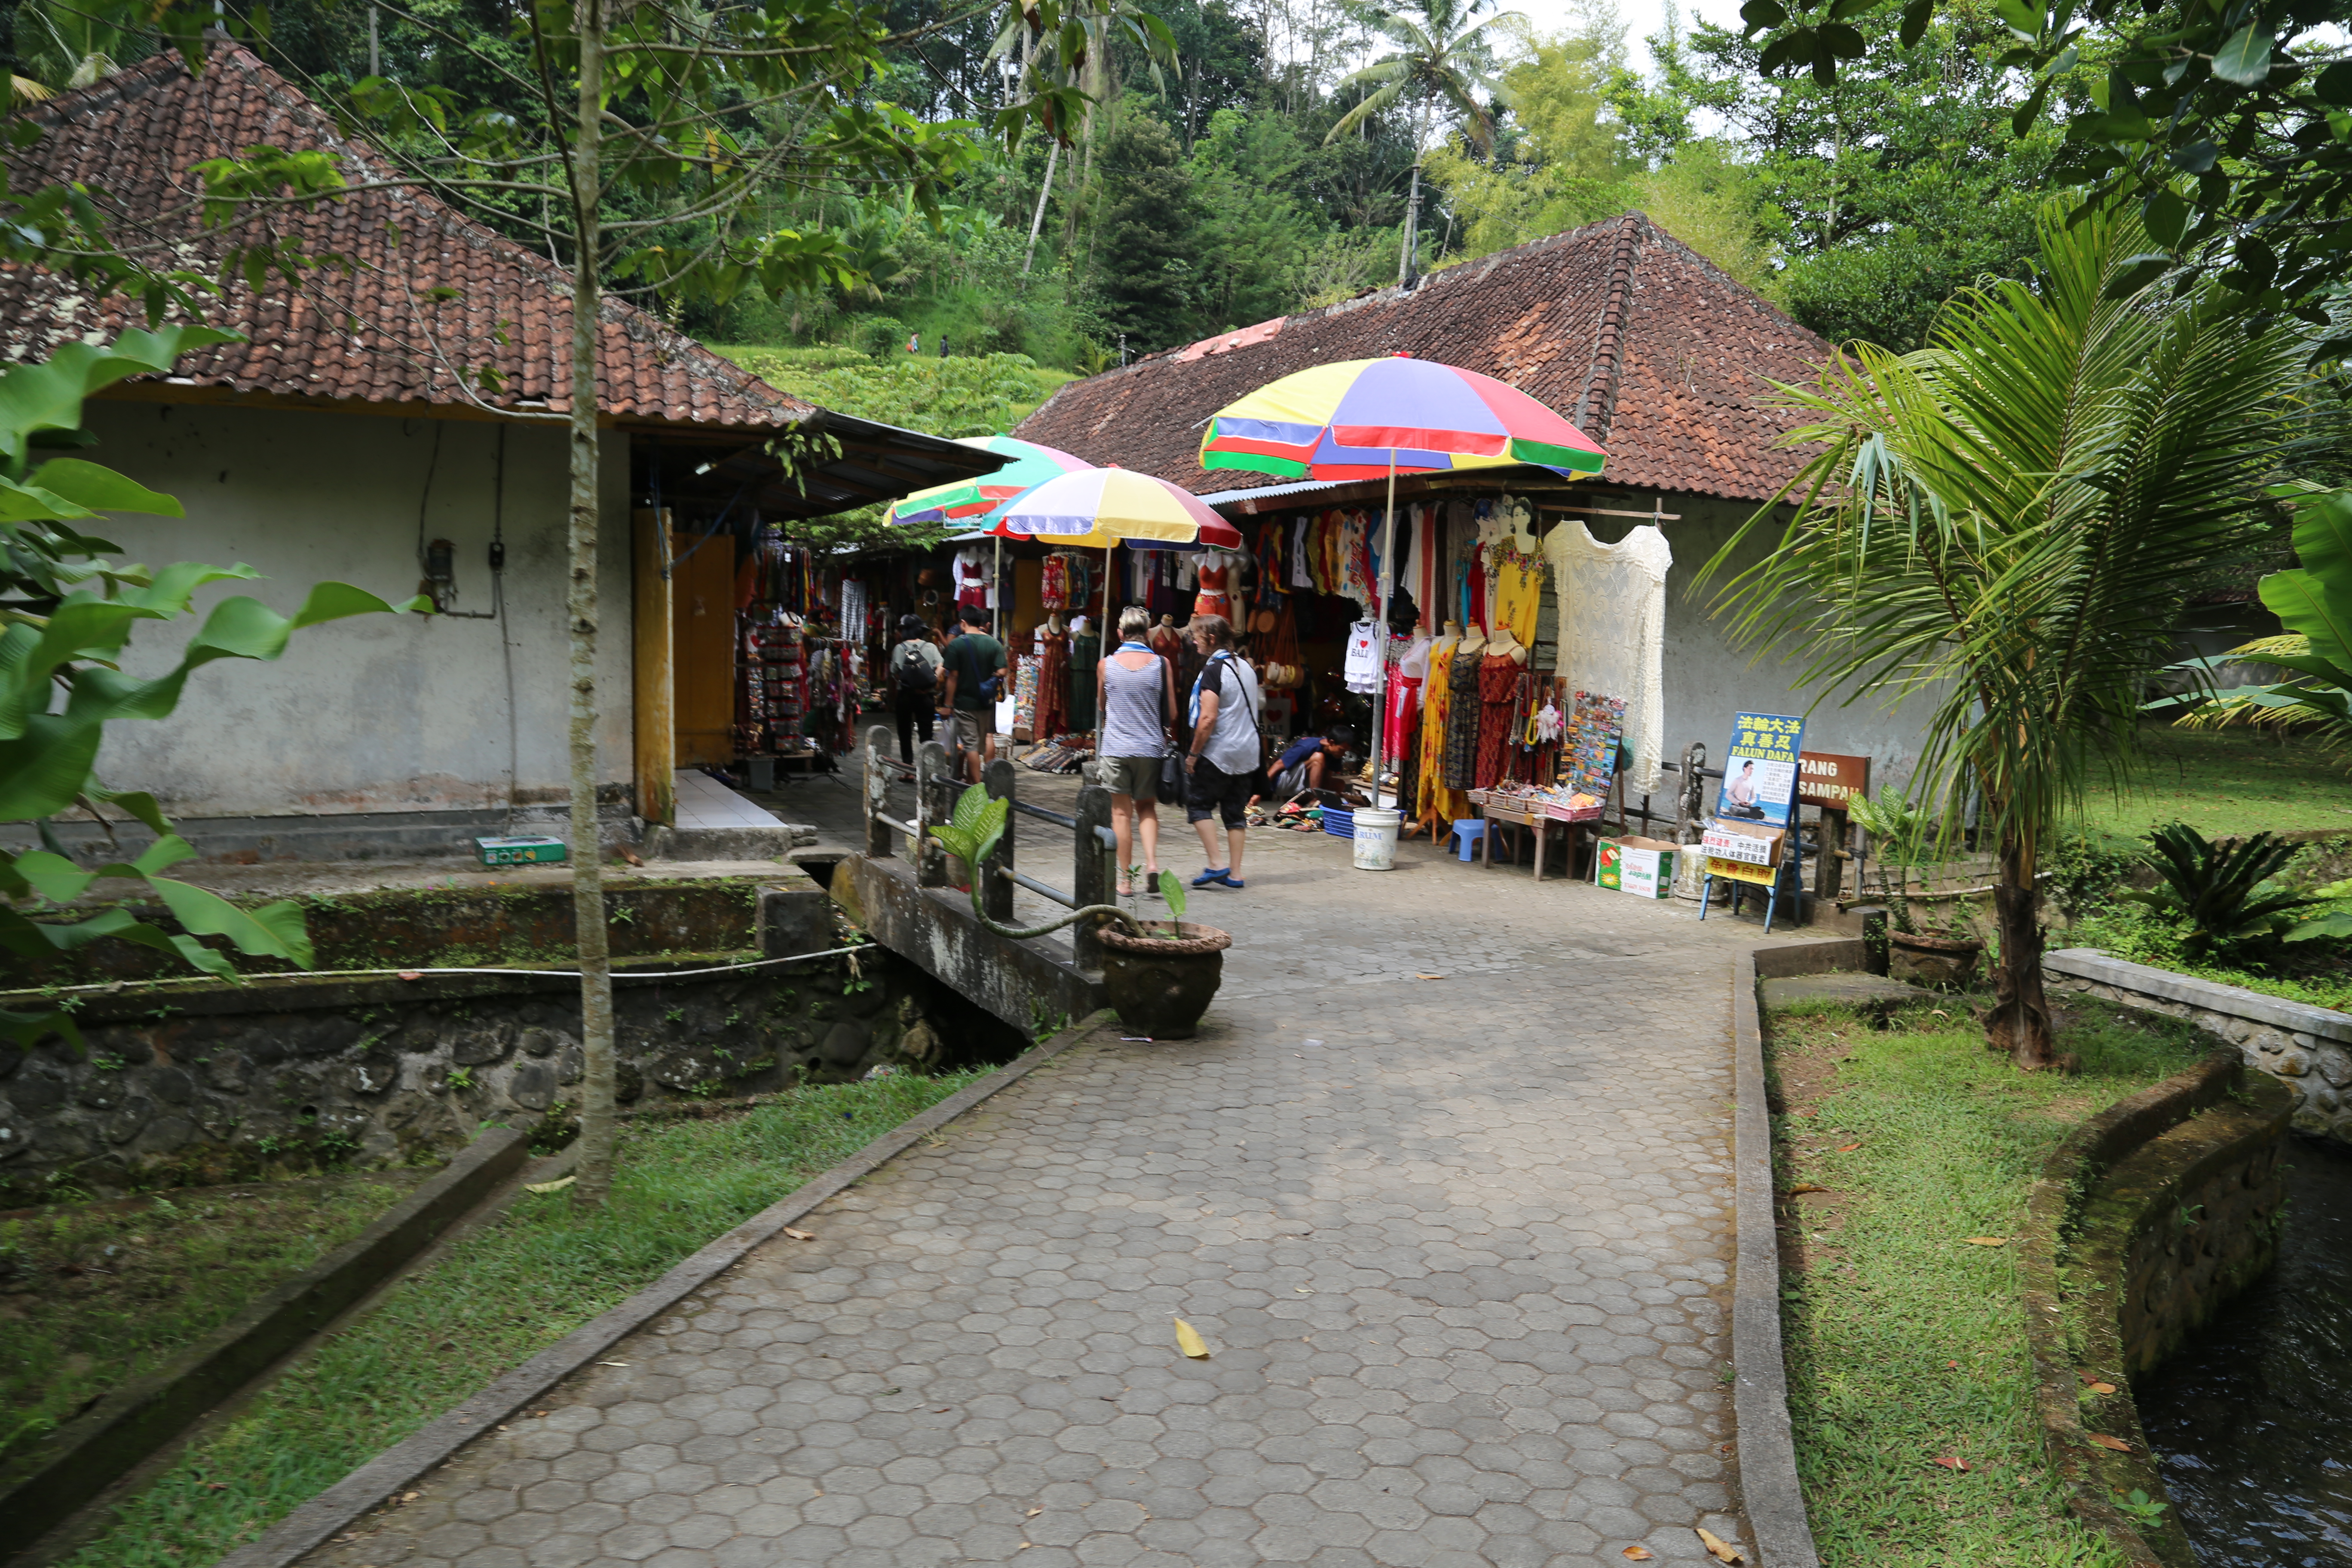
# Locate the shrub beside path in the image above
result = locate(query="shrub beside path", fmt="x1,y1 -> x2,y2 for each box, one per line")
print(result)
307,780 -> 1813,1568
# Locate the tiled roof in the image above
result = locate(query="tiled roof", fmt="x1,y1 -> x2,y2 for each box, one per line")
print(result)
0,42 -> 811,431
1015,214 -> 1829,504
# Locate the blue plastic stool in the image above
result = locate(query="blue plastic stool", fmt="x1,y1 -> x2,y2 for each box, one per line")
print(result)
1448,819 -> 1486,861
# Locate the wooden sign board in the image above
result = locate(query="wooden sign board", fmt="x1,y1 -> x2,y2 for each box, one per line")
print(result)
1798,751 -> 1871,809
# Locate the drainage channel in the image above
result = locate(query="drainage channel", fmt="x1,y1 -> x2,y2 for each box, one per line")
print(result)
2135,1135 -> 2352,1564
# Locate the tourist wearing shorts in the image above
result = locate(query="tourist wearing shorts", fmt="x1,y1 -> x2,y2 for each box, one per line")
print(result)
1098,606 -> 1176,897
1182,613 -> 1262,891
937,603 -> 1006,785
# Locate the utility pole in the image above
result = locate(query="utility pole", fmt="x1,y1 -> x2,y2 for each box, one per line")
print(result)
368,4 -> 380,76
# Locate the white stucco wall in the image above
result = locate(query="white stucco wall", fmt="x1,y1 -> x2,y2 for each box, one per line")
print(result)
76,398 -> 635,820
1642,495 -> 1940,791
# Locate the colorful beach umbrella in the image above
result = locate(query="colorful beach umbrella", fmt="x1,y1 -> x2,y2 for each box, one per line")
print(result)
998,467 -> 1243,646
885,435 -> 1092,526
996,467 -> 1234,551
1199,355 -> 1608,820
1199,355 -> 1607,481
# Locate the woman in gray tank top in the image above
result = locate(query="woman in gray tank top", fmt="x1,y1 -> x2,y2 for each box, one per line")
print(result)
1099,606 -> 1176,896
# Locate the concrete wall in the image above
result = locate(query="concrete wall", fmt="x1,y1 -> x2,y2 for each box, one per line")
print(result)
74,398 -> 634,821
1642,495 -> 1942,788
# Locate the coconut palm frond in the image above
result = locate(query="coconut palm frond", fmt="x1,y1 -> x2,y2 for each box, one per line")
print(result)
1324,73 -> 1412,142
1698,195 -> 2315,1063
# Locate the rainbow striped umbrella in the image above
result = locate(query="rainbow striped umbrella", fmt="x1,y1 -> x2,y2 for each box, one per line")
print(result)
885,435 -> 1093,526
996,467 -> 1237,551
1200,355 -> 1605,815
1199,355 -> 1607,481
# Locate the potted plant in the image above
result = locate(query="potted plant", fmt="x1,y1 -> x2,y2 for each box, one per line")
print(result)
927,784 -> 1231,1038
1850,786 -> 1986,989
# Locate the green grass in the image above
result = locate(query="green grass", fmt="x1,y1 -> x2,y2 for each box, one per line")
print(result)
2076,723 -> 2352,839
0,1173 -> 426,1455
1768,998 -> 2207,1566
67,1070 -> 987,1568
711,344 -> 1074,437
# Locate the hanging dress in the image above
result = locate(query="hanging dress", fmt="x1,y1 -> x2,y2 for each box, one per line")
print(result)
1474,652 -> 1519,790
1040,555 -> 1069,611
1069,626 -> 1101,730
1443,643 -> 1482,791
1385,633 -> 1427,762
1034,630 -> 1071,741
1417,640 -> 1455,827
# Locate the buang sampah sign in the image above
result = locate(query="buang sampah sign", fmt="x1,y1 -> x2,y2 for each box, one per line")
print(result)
1796,751 -> 1870,809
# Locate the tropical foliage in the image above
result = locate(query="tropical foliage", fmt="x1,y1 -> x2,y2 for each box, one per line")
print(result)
0,332 -> 420,1044
2129,823 -> 2324,961
1700,197 -> 2316,1069
1742,0 -> 2352,339
2162,485 -> 2352,762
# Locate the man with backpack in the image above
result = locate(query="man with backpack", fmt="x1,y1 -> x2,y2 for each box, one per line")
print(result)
887,614 -> 943,765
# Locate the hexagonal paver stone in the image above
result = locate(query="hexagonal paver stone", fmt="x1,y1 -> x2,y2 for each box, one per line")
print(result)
290,782 -> 1776,1568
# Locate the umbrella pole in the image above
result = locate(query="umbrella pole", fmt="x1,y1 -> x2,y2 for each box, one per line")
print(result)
1368,455 -> 1397,808
1102,543 -> 1115,729
992,534 -> 1002,643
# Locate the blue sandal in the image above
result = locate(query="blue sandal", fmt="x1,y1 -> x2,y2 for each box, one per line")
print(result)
1189,867 -> 1229,888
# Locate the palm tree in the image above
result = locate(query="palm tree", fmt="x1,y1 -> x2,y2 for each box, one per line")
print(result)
1324,0 -> 1519,286
1700,198 -> 2316,1070
990,0 -> 1178,275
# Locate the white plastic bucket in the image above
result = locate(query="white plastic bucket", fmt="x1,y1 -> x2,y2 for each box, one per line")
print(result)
1351,807 -> 1401,871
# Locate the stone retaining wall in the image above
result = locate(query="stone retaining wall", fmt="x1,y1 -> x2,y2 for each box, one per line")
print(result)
2045,947 -> 2352,1146
0,942 -> 1023,1206
2021,1050 -> 2294,1568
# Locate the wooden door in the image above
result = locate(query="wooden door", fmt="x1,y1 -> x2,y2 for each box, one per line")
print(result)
632,510 -> 675,825
671,532 -> 736,766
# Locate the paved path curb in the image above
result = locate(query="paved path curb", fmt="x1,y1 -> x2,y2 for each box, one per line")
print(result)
213,1011 -> 1113,1568
1730,948 -> 1822,1568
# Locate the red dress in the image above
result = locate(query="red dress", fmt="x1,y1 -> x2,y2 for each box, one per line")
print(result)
1033,632 -> 1071,741
1473,652 -> 1517,790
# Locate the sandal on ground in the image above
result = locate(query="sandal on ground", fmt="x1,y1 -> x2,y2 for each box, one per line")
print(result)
1117,880 -> 1135,897
1190,867 -> 1229,888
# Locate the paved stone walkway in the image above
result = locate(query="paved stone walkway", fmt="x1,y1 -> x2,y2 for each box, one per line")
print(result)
313,765 -> 1816,1568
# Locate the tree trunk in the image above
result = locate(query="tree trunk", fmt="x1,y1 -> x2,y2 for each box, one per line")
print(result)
567,0 -> 619,1204
1397,160 -> 1421,286
1022,139 -> 1058,276
1986,829 -> 2054,1070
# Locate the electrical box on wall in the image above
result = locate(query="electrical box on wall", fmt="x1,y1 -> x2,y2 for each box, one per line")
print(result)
475,836 -> 567,866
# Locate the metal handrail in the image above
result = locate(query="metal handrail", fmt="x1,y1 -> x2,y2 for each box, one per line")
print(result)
1012,800 -> 1078,829
1011,871 -> 1077,909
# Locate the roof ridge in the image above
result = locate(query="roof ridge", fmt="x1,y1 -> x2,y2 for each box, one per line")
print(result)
1572,214 -> 1645,444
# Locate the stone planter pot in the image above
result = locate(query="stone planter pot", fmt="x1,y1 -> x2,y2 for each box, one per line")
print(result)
1097,922 -> 1232,1039
1889,928 -> 1984,989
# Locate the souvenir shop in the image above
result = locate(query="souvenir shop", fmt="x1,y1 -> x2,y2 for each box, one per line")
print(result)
1222,490 -> 1672,861
1006,542 -> 1259,772
716,526 -> 876,767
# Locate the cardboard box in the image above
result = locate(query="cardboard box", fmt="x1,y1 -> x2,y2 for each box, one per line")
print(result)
1598,835 -> 1678,898
475,836 -> 567,867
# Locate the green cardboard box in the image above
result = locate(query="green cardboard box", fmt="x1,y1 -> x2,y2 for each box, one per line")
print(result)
1597,836 -> 1677,898
475,836 -> 568,867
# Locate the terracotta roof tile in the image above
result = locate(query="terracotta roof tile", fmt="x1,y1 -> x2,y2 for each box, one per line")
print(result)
0,42 -> 812,431
1015,213 -> 1828,504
